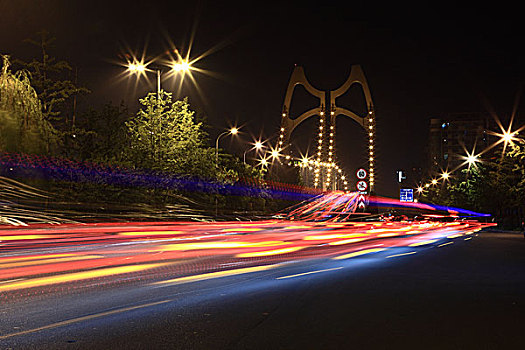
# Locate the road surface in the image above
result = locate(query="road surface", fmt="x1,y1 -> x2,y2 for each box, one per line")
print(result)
1,222 -> 523,349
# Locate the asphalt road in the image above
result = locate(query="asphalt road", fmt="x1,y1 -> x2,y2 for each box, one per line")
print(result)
2,230 -> 524,349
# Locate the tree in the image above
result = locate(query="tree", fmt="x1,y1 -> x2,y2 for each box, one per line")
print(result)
125,91 -> 217,178
423,139 -> 525,228
15,31 -> 89,127
0,54 -> 57,154
61,102 -> 129,162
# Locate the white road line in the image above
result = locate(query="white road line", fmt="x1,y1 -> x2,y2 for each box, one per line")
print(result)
385,251 -> 417,259
276,267 -> 343,280
0,299 -> 171,340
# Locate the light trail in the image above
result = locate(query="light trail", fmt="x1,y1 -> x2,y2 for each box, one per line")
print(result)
0,192 -> 496,298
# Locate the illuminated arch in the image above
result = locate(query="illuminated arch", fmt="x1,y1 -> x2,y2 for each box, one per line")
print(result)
276,65 -> 376,192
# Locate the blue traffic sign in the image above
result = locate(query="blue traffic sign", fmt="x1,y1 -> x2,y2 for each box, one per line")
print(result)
400,188 -> 413,202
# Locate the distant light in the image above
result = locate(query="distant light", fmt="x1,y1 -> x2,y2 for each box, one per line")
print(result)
466,154 -> 478,165
431,179 -> 438,185
271,150 -> 280,158
441,172 -> 449,180
254,141 -> 263,150
230,127 -> 238,135
417,186 -> 423,193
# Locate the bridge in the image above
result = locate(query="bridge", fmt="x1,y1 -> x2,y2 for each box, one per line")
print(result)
270,65 -> 376,196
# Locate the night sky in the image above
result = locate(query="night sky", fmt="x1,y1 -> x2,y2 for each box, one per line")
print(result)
1,1 -> 524,197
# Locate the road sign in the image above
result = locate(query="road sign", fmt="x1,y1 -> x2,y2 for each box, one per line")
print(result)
356,168 -> 367,179
356,180 -> 368,191
357,194 -> 366,210
397,170 -> 406,183
400,188 -> 414,202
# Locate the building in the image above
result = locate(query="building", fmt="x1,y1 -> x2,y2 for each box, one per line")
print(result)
427,112 -> 497,175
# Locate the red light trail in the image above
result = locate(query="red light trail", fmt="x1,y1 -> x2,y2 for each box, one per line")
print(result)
0,193 -> 494,299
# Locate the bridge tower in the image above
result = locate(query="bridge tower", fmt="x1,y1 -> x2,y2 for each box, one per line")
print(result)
275,65 -> 376,193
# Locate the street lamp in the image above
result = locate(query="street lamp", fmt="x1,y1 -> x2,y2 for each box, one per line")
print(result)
259,157 -> 268,168
215,127 -> 239,165
171,59 -> 191,73
243,140 -> 264,164
441,172 -> 449,180
126,58 -> 192,95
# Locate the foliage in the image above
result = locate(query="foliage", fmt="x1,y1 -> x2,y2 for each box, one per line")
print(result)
422,140 -> 525,228
15,31 -> 89,126
125,91 -> 217,178
60,102 -> 129,162
0,54 -> 57,154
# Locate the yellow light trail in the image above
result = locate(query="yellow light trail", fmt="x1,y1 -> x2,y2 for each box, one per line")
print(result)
119,231 -> 184,236
221,228 -> 264,233
409,239 -> 438,247
235,246 -> 305,258
0,254 -> 75,264
0,235 -> 53,241
328,238 -> 368,246
151,263 -> 281,287
303,233 -> 368,241
0,263 -> 168,292
0,255 -> 103,269
156,241 -> 288,251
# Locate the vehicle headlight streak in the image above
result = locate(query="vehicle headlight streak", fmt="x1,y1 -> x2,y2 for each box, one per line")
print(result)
0,192 -> 495,296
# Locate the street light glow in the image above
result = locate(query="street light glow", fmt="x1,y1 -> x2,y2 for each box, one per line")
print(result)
172,59 -> 191,72
255,141 -> 263,150
127,61 -> 146,74
441,172 -> 449,180
431,179 -> 438,185
467,154 -> 478,165
230,127 -> 238,135
271,149 -> 280,159
501,131 -> 514,144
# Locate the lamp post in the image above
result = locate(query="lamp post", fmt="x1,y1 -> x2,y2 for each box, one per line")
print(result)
215,127 -> 239,165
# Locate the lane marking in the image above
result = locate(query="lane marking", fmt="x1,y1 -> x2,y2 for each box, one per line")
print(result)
276,267 -> 343,280
332,248 -> 386,260
438,242 -> 454,247
464,237 -> 472,240
0,299 -> 171,340
385,251 -> 417,258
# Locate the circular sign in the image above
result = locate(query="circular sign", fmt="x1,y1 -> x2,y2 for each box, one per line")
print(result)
356,180 -> 368,191
356,168 -> 367,179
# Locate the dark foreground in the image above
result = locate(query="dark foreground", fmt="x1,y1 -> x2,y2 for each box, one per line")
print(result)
1,230 -> 524,349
